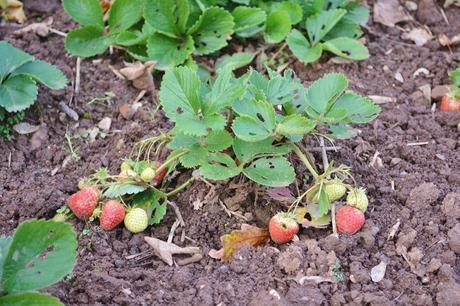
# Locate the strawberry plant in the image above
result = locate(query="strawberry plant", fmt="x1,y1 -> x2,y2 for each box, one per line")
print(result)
440,67 -> 460,112
0,41 -> 67,139
0,220 -> 77,305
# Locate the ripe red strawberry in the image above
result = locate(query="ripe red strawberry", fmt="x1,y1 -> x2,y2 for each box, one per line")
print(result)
269,213 -> 299,244
67,187 -> 100,220
152,161 -> 168,186
100,200 -> 125,231
335,205 -> 365,235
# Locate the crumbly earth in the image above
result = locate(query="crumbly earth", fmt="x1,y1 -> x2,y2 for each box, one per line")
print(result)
1,0 -> 459,305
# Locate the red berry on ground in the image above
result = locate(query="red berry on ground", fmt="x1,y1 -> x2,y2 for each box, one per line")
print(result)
440,95 -> 460,112
100,200 -> 125,231
268,213 -> 299,244
67,187 -> 100,220
335,205 -> 365,235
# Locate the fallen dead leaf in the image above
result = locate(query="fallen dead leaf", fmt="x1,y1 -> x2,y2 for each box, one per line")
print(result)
373,0 -> 412,27
144,236 -> 202,266
2,0 -> 26,23
293,207 -> 309,226
119,61 -> 156,92
402,28 -> 433,46
266,187 -> 295,204
209,224 -> 270,261
444,0 -> 460,8
14,18 -> 52,37
438,33 -> 460,46
296,275 -> 334,285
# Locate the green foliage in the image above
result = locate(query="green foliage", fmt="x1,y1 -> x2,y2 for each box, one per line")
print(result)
62,0 -> 368,68
0,107 -> 24,140
0,41 -> 67,113
0,220 -> 77,305
448,67 -> 460,99
157,66 -> 379,186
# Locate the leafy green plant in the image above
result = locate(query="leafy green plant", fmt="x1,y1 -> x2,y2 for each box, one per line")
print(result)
0,41 -> 67,113
0,220 -> 77,305
0,107 -> 24,140
448,67 -> 460,100
82,67 -> 379,226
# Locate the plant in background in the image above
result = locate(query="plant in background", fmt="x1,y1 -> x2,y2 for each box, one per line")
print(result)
441,67 -> 460,112
72,67 -> 379,235
0,220 -> 77,305
0,41 -> 67,139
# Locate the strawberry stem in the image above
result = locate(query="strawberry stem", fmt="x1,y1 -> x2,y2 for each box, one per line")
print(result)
289,142 -> 319,179
165,177 -> 195,197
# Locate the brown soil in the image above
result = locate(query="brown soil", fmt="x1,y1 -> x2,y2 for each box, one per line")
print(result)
1,0 -> 460,305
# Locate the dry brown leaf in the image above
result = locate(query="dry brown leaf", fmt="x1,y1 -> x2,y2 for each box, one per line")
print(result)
293,207 -> 309,226
402,28 -> 433,46
209,224 -> 270,261
2,0 -> 26,23
100,0 -> 112,13
373,0 -> 412,27
144,236 -> 202,266
119,61 -> 156,92
14,18 -> 52,37
13,122 -> 40,135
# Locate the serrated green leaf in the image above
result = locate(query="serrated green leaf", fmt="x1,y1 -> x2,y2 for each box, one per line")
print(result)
180,145 -> 208,168
233,137 -> 290,163
168,133 -> 200,149
306,9 -> 346,45
0,75 -> 37,112
273,1 -> 303,24
233,98 -> 276,130
109,0 -> 143,33
62,0 -> 103,27
305,73 -> 348,114
322,37 -> 369,60
0,236 -> 12,279
65,26 -> 112,57
189,7 -> 234,55
0,292 -> 63,306
0,41 -> 34,80
151,202 -> 167,224
328,123 -> 357,139
232,115 -> 273,142
216,52 -> 255,71
302,0 -> 324,17
203,68 -> 245,115
114,30 -> 144,46
160,66 -> 202,120
323,0 -> 348,10
318,188 -> 329,215
264,11 -> 291,44
287,29 -> 323,64
205,130 -> 233,151
147,34 -> 194,70
12,60 -> 67,90
2,220 -> 77,293
343,2 -> 369,25
276,114 -> 316,139
330,92 -> 380,123
127,44 -> 150,62
144,0 -> 190,37
199,153 -> 241,180
103,183 -> 146,198
449,68 -> 460,86
232,6 -> 266,37
243,156 -> 295,187
325,19 -> 363,40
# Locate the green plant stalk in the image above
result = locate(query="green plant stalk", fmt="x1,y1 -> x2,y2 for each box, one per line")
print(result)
289,142 -> 319,179
165,177 -> 195,197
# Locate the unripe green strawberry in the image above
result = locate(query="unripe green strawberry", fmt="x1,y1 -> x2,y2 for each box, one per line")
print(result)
346,188 -> 369,212
119,169 -> 137,178
52,213 -> 68,222
140,167 -> 155,183
124,208 -> 148,233
120,161 -> 132,171
324,179 -> 347,202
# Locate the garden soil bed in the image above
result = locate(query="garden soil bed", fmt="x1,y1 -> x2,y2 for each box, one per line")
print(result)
1,1 -> 460,305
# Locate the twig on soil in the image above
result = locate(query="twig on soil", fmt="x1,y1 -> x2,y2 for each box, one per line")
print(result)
167,201 -> 185,227
109,65 -> 126,80
309,146 -> 341,152
184,235 -> 198,244
75,57 -> 81,97
8,151 -> 12,168
319,137 -> 338,237
167,219 -> 181,243
440,8 -> 450,25
48,28 -> 67,37
387,219 -> 401,240
176,253 -> 203,266
219,200 -> 248,221
144,236 -> 202,266
406,141 -> 429,146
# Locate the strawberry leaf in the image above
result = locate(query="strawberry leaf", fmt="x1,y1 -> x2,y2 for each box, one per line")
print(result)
232,115 -> 273,142
304,73 -> 348,114
330,93 -> 381,124
233,98 -> 276,131
272,1 -> 303,24
233,137 -> 290,163
264,11 -> 291,44
325,19 -> 362,40
0,292 -> 62,306
306,9 -> 346,45
243,156 -> 295,187
276,114 -> 316,140
0,75 -> 37,112
103,183 -> 146,198
188,7 -> 234,55
232,6 -> 266,37
287,29 -> 323,64
303,0 -> 324,17
449,67 -> 460,86
199,153 -> 242,180
108,0 -> 143,33
343,2 -> 369,25
205,130 -> 233,152
167,133 -> 200,149
62,0 -> 103,27
318,188 -> 330,215
0,41 -> 33,80
216,52 -> 255,71
144,0 -> 190,38
146,34 -> 194,70
12,60 -> 67,90
179,145 -> 208,168
210,224 -> 270,261
65,26 -> 112,57
322,37 -> 369,60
